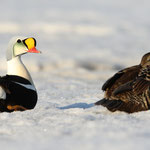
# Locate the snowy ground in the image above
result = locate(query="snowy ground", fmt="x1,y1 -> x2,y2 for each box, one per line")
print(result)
0,0 -> 150,150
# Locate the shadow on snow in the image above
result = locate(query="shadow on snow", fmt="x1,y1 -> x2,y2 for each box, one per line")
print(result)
58,103 -> 94,110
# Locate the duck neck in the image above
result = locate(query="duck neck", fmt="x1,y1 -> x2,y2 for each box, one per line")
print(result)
7,56 -> 35,86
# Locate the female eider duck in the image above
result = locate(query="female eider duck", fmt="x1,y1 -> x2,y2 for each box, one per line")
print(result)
0,37 -> 41,112
95,52 -> 150,113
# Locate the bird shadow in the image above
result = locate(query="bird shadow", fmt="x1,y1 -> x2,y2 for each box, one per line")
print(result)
57,102 -> 94,110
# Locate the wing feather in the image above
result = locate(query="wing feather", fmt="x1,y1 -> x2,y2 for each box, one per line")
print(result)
102,65 -> 139,91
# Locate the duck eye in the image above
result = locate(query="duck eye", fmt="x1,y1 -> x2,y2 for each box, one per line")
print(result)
17,39 -> 21,43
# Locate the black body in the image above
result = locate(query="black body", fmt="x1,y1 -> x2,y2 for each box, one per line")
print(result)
0,75 -> 37,112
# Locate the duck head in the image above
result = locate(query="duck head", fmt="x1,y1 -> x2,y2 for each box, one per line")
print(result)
7,37 -> 41,61
140,52 -> 150,66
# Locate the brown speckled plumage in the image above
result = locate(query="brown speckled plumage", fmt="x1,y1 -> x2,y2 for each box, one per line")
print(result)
95,52 -> 150,113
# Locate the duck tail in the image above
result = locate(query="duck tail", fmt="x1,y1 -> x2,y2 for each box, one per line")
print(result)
95,98 -> 123,112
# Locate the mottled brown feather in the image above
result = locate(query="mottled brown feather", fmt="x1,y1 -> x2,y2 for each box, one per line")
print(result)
104,65 -> 140,99
95,52 -> 150,113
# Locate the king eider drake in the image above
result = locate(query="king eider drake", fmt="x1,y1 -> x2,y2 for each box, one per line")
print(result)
95,52 -> 150,113
0,37 -> 41,112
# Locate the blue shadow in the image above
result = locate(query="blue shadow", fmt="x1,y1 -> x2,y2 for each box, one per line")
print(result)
58,103 -> 94,110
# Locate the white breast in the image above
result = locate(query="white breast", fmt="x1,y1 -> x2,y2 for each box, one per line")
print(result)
7,56 -> 35,87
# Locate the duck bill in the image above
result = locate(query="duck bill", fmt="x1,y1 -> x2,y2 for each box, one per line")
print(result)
27,47 -> 41,53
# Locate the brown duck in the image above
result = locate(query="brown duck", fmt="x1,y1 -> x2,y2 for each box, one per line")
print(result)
95,52 -> 150,113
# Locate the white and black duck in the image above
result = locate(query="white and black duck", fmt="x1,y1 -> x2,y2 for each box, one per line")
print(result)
0,37 -> 41,112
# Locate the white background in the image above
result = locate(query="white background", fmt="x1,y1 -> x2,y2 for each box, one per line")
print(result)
0,0 -> 150,150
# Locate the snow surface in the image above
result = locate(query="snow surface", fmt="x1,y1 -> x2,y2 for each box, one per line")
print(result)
0,0 -> 150,150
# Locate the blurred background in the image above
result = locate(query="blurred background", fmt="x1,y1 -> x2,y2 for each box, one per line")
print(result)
0,0 -> 150,79
0,0 -> 150,150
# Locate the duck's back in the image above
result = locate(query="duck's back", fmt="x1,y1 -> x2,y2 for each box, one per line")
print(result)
0,75 -> 37,112
103,65 -> 140,99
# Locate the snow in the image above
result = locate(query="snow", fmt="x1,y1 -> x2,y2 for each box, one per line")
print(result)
0,0 -> 150,150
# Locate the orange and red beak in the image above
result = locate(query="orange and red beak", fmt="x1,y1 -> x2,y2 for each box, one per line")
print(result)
23,37 -> 41,53
27,47 -> 41,53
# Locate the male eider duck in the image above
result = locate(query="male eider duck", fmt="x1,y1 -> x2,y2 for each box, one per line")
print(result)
95,52 -> 150,113
0,37 -> 41,112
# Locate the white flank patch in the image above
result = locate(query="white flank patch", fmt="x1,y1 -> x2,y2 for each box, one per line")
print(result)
0,87 -> 6,99
13,82 -> 36,91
